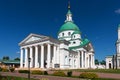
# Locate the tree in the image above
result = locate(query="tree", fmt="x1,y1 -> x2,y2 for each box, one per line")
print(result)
100,60 -> 106,65
14,57 -> 20,61
95,59 -> 99,65
2,56 -> 10,60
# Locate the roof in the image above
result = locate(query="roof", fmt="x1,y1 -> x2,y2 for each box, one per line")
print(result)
1,60 -> 20,64
118,24 -> 120,29
69,38 -> 90,50
67,9 -> 72,14
72,30 -> 81,35
58,21 -> 80,33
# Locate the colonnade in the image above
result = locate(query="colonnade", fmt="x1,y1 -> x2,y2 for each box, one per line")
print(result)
20,43 -> 58,69
79,51 -> 94,68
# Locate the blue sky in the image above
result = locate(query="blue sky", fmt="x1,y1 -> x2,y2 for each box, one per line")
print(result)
0,0 -> 120,61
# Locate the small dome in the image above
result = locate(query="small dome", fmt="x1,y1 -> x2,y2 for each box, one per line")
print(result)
58,21 -> 80,33
72,30 -> 81,35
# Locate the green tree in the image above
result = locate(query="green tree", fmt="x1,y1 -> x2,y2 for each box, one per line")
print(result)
100,60 -> 106,65
95,59 -> 99,65
14,57 -> 20,61
2,56 -> 10,60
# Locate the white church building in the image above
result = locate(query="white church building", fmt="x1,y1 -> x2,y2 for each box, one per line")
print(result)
19,4 -> 95,69
106,24 -> 120,69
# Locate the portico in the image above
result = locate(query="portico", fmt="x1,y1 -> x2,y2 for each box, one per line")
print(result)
19,34 -> 59,69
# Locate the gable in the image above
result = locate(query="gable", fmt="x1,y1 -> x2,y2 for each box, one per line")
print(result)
25,36 -> 41,43
19,33 -> 48,46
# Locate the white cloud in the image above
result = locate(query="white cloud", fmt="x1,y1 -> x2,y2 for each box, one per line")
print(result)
115,9 -> 120,14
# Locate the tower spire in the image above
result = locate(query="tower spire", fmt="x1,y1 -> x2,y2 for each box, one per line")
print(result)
65,0 -> 73,22
68,0 -> 70,10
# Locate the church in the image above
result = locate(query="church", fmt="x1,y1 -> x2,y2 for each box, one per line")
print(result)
106,25 -> 120,69
19,4 -> 95,69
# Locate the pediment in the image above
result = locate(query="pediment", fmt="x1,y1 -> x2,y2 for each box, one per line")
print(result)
19,33 -> 48,46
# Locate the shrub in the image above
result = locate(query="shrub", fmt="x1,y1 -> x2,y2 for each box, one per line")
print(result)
44,71 -> 48,75
18,70 -> 29,73
52,71 -> 66,77
67,71 -> 72,77
31,70 -> 43,75
2,67 -> 9,72
9,67 -> 15,72
0,67 -> 2,71
79,72 -> 98,79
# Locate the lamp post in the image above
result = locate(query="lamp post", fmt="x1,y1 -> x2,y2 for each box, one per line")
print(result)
28,57 -> 31,80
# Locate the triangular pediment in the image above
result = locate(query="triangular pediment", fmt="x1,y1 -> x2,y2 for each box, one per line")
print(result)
19,33 -> 48,46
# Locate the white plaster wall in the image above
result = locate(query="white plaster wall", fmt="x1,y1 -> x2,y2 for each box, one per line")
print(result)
60,43 -> 68,49
72,34 -> 81,39
58,30 -> 74,41
69,39 -> 81,47
105,57 -> 113,69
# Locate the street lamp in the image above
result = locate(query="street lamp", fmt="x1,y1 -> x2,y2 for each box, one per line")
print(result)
28,57 -> 31,80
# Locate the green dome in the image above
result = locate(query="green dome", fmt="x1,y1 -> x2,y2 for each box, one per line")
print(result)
58,21 -> 80,33
72,30 -> 81,35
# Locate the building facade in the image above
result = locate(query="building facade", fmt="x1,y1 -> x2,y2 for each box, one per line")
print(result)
19,4 -> 95,69
106,24 -> 120,69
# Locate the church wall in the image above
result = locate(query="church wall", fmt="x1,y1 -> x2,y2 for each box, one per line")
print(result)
106,57 -> 113,69
58,30 -> 74,40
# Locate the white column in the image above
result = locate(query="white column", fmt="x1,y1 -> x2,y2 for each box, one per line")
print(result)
47,44 -> 51,68
30,47 -> 33,68
41,45 -> 44,68
81,51 -> 84,68
53,45 -> 56,68
35,46 -> 38,68
20,48 -> 24,68
77,52 -> 80,68
92,54 -> 95,68
56,46 -> 60,63
88,55 -> 90,68
84,52 -> 86,68
90,54 -> 93,68
24,48 -> 28,68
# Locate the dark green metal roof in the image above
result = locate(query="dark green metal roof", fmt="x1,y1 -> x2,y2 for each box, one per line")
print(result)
1,60 -> 20,64
58,21 -> 80,33
69,38 -> 90,50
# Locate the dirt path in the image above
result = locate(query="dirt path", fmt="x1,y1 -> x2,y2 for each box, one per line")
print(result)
0,72 -> 120,80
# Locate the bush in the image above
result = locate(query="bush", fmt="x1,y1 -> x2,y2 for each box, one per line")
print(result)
79,72 -> 98,79
44,71 -> 48,75
18,70 -> 29,73
2,67 -> 9,72
0,67 -> 2,71
67,71 -> 72,77
31,70 -> 43,75
9,67 -> 15,72
52,71 -> 66,77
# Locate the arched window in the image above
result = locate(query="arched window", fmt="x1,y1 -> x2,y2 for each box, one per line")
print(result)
62,33 -> 64,37
65,56 -> 67,65
74,35 -> 75,38
68,32 -> 71,36
73,41 -> 76,44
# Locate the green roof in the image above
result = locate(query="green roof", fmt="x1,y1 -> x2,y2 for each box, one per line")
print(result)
72,30 -> 81,35
1,60 -> 20,64
58,21 -> 80,33
69,38 -> 90,50
118,24 -> 120,29
67,9 -> 72,14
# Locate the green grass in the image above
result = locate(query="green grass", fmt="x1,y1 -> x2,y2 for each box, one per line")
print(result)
0,76 -> 39,80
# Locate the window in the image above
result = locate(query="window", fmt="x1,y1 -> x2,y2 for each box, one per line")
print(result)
73,42 -> 76,44
68,32 -> 71,36
74,35 -> 75,38
62,33 -> 64,37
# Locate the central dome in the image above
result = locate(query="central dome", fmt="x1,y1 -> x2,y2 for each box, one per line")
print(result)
58,21 -> 80,33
